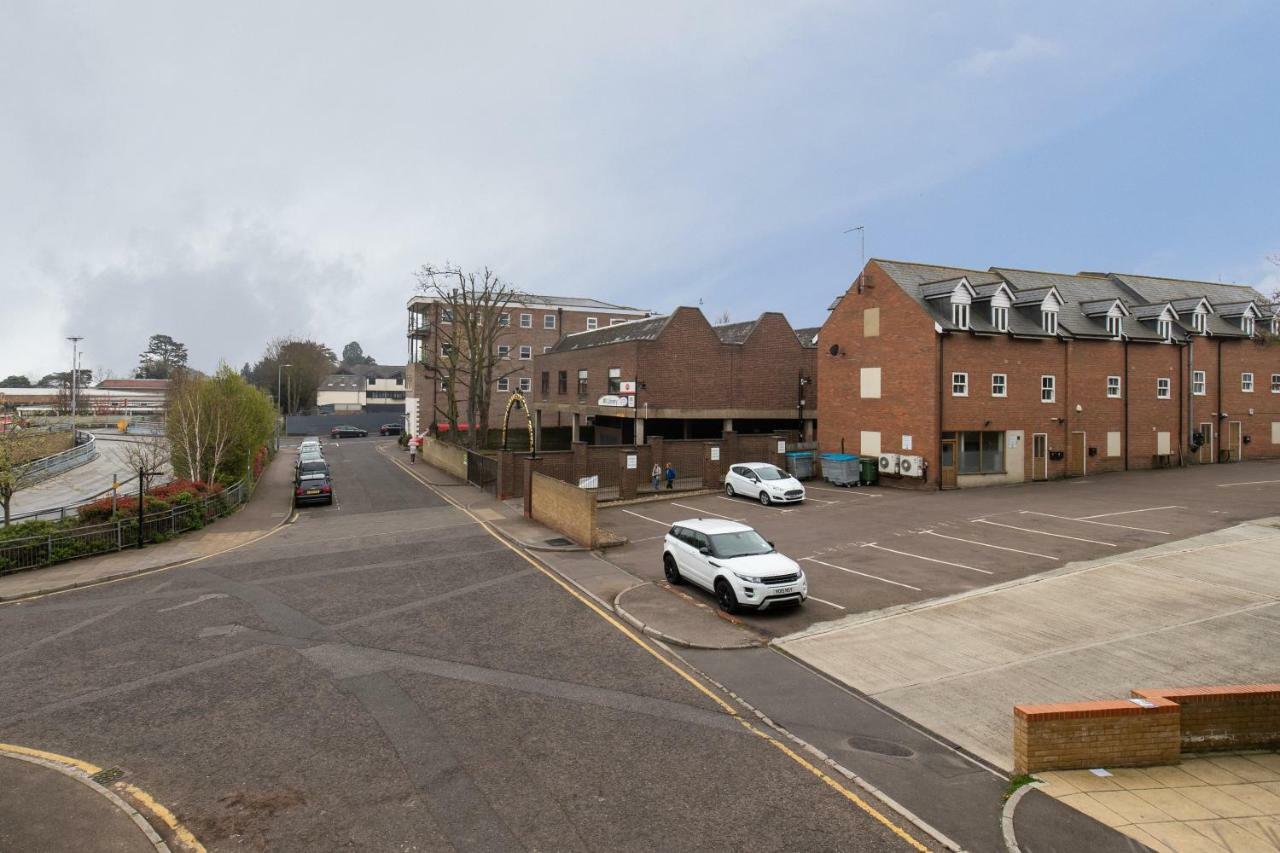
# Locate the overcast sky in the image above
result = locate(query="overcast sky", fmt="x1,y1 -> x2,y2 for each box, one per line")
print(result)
3,1 -> 1277,380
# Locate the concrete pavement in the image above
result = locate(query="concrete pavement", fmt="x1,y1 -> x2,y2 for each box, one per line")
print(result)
8,433 -> 144,517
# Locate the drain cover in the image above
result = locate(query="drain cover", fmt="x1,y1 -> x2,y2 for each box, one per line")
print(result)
844,736 -> 914,758
544,537 -> 573,547
91,767 -> 125,785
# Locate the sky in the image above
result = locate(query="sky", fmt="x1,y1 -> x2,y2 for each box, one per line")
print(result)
2,1 -> 1278,380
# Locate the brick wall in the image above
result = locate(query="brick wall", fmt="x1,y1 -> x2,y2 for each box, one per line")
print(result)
1132,685 -> 1280,753
419,436 -> 467,480
528,472 -> 597,547
1013,699 -> 1181,774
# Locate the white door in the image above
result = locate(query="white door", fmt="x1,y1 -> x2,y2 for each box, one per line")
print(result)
685,530 -> 714,589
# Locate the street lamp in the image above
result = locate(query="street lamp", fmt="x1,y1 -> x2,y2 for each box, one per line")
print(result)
276,363 -> 292,449
67,336 -> 83,435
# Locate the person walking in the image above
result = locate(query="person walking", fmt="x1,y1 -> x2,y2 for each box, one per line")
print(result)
651,463 -> 662,492
409,433 -> 421,465
664,462 -> 676,490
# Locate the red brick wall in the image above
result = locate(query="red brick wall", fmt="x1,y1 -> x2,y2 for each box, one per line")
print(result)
1013,698 -> 1181,774
1132,685 -> 1280,753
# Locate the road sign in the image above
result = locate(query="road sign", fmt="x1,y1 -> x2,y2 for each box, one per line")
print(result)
618,381 -> 636,394
596,395 -> 633,408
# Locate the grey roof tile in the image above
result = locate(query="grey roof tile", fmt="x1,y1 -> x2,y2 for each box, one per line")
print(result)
550,315 -> 672,352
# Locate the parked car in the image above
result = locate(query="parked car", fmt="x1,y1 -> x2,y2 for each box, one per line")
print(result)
297,459 -> 330,479
298,437 -> 322,453
296,448 -> 325,469
294,471 -> 333,506
379,423 -> 403,436
724,462 -> 806,505
330,425 -> 368,438
662,519 -> 806,613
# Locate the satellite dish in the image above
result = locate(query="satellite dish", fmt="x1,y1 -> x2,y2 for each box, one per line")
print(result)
828,344 -> 840,356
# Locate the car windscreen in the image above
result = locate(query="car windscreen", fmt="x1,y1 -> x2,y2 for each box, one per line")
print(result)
755,466 -> 788,481
299,461 -> 328,475
709,530 -> 773,558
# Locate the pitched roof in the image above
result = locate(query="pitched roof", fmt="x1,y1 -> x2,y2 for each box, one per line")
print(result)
549,315 -> 673,353
319,374 -> 365,392
794,327 -> 821,347
96,378 -> 170,390
993,267 -> 1171,341
1107,273 -> 1265,308
712,320 -> 758,344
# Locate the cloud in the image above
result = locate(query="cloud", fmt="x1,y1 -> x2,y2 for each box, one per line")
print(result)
957,34 -> 1063,77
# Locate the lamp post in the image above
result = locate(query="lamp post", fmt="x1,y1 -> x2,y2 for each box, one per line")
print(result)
66,336 -> 83,435
276,362 -> 292,449
797,372 -> 810,438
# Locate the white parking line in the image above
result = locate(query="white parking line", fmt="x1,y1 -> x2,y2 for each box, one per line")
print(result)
974,518 -> 1116,547
804,484 -> 881,499
922,530 -> 1058,561
1021,511 -> 1168,535
1217,480 -> 1280,488
862,543 -> 993,575
1077,505 -> 1183,519
807,595 -> 846,610
717,496 -> 795,513
621,509 -> 673,527
800,557 -> 922,591
671,502 -> 744,521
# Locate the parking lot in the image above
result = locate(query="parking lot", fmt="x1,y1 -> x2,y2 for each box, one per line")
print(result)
596,458 -> 1280,637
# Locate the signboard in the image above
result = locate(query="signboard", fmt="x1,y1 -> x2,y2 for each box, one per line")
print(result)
578,475 -> 599,489
777,440 -> 786,454
710,447 -> 720,461
626,454 -> 637,470
596,395 -> 633,408
902,435 -> 913,451
619,381 -> 636,394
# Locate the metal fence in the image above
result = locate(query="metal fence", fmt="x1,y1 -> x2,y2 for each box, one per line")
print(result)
0,478 -> 250,576
465,450 -> 498,495
14,431 -> 98,486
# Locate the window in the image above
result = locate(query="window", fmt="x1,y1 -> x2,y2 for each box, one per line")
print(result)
991,374 -> 1007,397
557,370 -> 567,394
1042,311 -> 1058,335
540,371 -> 549,394
519,345 -> 532,360
441,343 -> 453,357
1107,315 -> 1122,338
1041,375 -> 1055,403
586,317 -> 598,330
1243,316 -> 1255,336
863,307 -> 881,337
952,303 -> 970,330
441,308 -> 453,324
949,430 -> 1005,474
1193,370 -> 1206,396
1107,375 -> 1122,398
497,377 -> 510,392
520,313 -> 532,328
991,306 -> 1008,332
1192,311 -> 1205,333
1272,374 -> 1280,394
608,368 -> 622,394
518,377 -> 532,392
951,372 -> 968,396
499,312 -> 510,327
1157,378 -> 1171,399
544,314 -> 556,330
1157,318 -> 1172,341
497,344 -> 510,359
610,318 -> 627,326
439,380 -> 449,391
1242,372 -> 1254,393
577,369 -> 588,396
859,367 -> 881,399
543,346 -> 552,353
1271,317 -> 1279,335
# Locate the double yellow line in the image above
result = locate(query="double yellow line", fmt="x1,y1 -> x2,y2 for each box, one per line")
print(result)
381,447 -> 929,852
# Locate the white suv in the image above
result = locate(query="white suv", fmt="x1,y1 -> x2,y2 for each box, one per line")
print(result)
724,462 -> 805,505
663,518 -> 807,613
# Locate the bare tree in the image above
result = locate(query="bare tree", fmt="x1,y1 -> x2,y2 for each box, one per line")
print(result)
713,309 -> 731,325
119,432 -> 170,480
0,430 -> 40,525
414,265 -> 527,449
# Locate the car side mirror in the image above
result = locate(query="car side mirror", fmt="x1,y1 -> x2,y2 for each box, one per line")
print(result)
698,547 -> 711,556
767,541 -> 775,549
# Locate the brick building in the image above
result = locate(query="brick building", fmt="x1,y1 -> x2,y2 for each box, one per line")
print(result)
532,306 -> 819,446
405,293 -> 649,436
819,259 -> 1280,489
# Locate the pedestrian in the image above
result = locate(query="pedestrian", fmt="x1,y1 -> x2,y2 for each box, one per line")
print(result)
409,433 -> 420,465
664,462 -> 676,490
651,463 -> 662,492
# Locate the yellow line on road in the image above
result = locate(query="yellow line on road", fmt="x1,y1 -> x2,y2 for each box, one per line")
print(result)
379,446 -> 929,851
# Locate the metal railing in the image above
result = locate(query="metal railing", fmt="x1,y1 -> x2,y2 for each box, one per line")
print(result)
6,472 -> 145,525
0,478 -> 250,576
14,431 -> 98,486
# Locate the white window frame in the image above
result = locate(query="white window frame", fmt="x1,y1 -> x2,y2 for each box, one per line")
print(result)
498,312 -> 510,327
951,372 -> 968,396
1157,377 -> 1171,399
497,344 -> 510,359
1157,319 -> 1172,341
991,373 -> 1007,398
991,306 -> 1008,332
609,318 -> 627,326
1192,370 -> 1206,396
1243,316 -> 1255,336
1042,311 -> 1058,335
952,303 -> 970,330
441,344 -> 453,357
1242,372 -> 1254,393
1107,315 -> 1122,338
439,380 -> 449,391
543,314 -> 556,330
519,313 -> 533,328
1041,375 -> 1056,403
1192,311 -> 1205,333
497,377 -> 510,392
440,307 -> 453,324
543,346 -> 552,353
518,345 -> 532,360
1107,375 -> 1122,399
1272,373 -> 1280,394
586,317 -> 598,330
518,377 -> 532,392
1271,316 -> 1279,335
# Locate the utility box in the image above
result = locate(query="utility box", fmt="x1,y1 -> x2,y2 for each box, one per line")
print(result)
859,456 -> 879,485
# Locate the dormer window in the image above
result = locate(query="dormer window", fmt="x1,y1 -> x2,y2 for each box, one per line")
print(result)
1271,315 -> 1279,335
1107,314 -> 1122,338
1192,310 -> 1206,333
1041,310 -> 1058,335
952,302 -> 970,330
1157,318 -> 1172,341
1243,315 -> 1255,336
991,306 -> 1008,332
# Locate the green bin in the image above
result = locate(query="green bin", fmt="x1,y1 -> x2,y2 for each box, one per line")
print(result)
859,456 -> 879,486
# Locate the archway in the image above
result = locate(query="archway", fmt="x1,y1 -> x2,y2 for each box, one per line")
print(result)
500,392 -> 535,452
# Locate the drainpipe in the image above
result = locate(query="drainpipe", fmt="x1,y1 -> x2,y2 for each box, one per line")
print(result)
1123,340 -> 1130,471
1062,336 -> 1071,475
1178,339 -> 1186,467
1187,337 -> 1195,461
937,330 -> 945,489
1217,338 -> 1224,462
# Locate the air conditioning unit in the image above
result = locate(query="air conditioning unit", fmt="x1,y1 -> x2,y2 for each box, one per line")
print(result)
878,453 -> 900,475
898,454 -> 924,478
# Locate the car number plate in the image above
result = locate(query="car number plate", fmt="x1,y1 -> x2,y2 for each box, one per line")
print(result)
774,586 -> 794,594
306,489 -> 320,495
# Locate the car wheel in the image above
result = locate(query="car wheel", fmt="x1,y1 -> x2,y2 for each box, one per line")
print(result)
714,579 -> 738,613
663,553 -> 682,584
759,491 -> 771,506
725,482 -> 735,497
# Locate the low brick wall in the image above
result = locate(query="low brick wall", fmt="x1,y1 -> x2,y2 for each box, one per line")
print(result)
420,436 -> 467,480
1132,685 -> 1280,753
529,472 -> 596,548
1013,698 -> 1181,774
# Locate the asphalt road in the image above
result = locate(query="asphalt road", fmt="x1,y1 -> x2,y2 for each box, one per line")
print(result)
0,438 -> 925,852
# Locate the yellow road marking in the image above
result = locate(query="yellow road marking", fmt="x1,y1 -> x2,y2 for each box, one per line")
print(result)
380,447 -> 929,851
0,742 -> 207,852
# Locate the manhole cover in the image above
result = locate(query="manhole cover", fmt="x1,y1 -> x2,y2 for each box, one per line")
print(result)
91,767 -> 125,785
844,736 -> 914,758
544,537 -> 573,547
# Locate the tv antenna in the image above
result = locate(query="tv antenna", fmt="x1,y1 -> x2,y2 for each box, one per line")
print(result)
843,226 -> 865,263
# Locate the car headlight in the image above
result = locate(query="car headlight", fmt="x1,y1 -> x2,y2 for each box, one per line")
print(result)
733,571 -> 765,584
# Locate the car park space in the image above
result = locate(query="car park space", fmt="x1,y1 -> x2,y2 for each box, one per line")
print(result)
596,459 -> 1280,638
